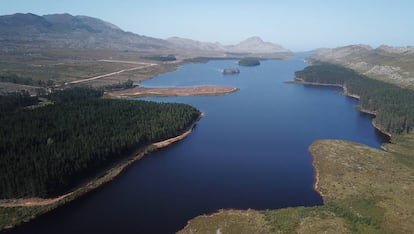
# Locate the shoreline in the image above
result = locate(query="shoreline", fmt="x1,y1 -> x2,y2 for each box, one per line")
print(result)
294,76 -> 393,198
311,156 -> 323,198
292,77 -> 392,138
0,112 -> 204,229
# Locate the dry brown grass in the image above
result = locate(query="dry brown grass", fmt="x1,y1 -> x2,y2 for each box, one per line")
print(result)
0,49 -> 182,91
177,209 -> 272,234
311,139 -> 414,233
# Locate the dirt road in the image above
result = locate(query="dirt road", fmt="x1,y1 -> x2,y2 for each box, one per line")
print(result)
69,61 -> 156,84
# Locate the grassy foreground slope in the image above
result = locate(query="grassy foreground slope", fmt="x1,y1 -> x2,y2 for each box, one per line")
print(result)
179,137 -> 414,233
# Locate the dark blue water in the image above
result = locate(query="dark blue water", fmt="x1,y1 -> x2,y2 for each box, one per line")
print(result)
7,55 -> 388,234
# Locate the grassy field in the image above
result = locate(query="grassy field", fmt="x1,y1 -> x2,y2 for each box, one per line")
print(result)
179,134 -> 414,233
0,49 -> 182,91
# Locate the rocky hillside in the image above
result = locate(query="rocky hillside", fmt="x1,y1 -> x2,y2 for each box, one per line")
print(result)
0,13 -> 171,52
311,44 -> 414,88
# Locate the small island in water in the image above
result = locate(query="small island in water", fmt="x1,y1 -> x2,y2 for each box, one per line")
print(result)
222,68 -> 240,75
238,58 -> 261,66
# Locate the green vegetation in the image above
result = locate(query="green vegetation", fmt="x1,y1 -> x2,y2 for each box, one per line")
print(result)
143,54 -> 176,62
238,58 -> 260,66
0,87 -> 200,198
177,209 -> 273,234
0,72 -> 53,87
308,139 -> 414,233
102,79 -> 134,91
263,197 -> 385,233
263,206 -> 350,233
184,57 -> 238,63
48,86 -> 103,103
0,91 -> 38,113
295,63 -> 414,134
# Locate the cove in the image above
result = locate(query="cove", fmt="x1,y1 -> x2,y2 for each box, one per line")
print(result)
7,54 -> 389,234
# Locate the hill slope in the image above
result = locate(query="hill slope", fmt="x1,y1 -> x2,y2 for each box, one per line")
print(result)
311,44 -> 414,88
0,13 -> 171,51
1,13 -> 292,58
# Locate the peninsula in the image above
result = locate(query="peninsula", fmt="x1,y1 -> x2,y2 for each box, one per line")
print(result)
106,85 -> 239,98
179,136 -> 414,233
0,87 -> 203,230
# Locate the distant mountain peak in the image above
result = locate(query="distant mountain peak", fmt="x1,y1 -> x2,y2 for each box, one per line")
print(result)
229,36 -> 290,54
0,12 -> 291,56
242,36 -> 264,43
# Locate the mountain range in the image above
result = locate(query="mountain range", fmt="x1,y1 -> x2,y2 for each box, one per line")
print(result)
0,13 -> 291,56
167,36 -> 291,54
0,13 -> 168,51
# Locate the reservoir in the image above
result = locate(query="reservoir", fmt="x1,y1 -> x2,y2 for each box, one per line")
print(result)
8,54 -> 388,234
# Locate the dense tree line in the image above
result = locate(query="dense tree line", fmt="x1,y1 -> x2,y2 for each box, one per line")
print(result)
238,58 -> 260,66
48,86 -> 103,103
295,63 -> 414,134
143,55 -> 176,62
103,79 -> 134,91
0,91 -> 38,113
0,73 -> 54,87
0,88 -> 200,198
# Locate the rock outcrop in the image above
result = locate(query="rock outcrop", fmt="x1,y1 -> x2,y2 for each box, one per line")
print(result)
222,68 -> 240,75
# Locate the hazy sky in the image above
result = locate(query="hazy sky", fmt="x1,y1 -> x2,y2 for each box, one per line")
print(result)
1,0 -> 413,51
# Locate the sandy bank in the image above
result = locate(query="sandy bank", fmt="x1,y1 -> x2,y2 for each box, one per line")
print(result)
106,85 -> 239,98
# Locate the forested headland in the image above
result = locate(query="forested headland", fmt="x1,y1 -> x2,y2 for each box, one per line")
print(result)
295,63 -> 414,135
0,88 -> 201,199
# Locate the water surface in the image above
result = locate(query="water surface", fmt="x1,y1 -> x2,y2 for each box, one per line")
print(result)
8,54 -> 388,234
